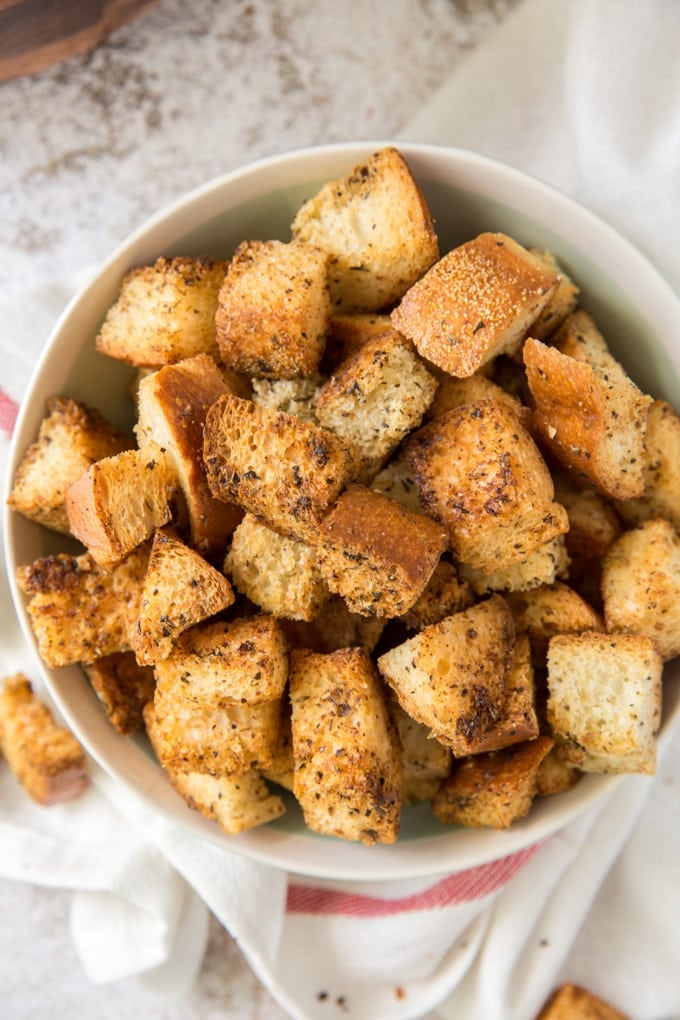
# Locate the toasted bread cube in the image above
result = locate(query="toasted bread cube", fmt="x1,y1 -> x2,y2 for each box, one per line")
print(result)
144,705 -> 285,833
371,452 -> 424,513
225,514 -> 329,622
292,146 -> 439,313
506,581 -> 604,665
524,335 -> 652,500
427,371 -> 529,427
317,485 -> 448,617
526,249 -> 580,340
602,517 -> 680,661
262,703 -> 294,792
553,471 -> 623,569
16,548 -> 148,667
83,653 -> 155,735
0,674 -> 89,805
134,527 -> 235,665
468,633 -> 539,753
460,535 -> 570,595
400,559 -> 473,631
136,354 -> 243,557
281,595 -> 385,654
389,697 -> 452,804
65,444 -> 175,570
203,393 -> 357,544
536,983 -> 629,1020
251,375 -> 323,423
535,746 -> 581,797
289,647 -> 402,844
377,595 -> 514,755
432,735 -> 554,829
392,233 -> 558,377
407,399 -> 569,574
315,330 -> 437,481
615,399 -> 680,531
96,257 -> 228,366
323,313 -> 393,371
8,397 -> 132,535
215,239 -> 330,379
547,631 -> 662,774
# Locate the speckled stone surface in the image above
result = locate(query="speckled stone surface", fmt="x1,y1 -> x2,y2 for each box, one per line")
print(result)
0,1 -> 518,1017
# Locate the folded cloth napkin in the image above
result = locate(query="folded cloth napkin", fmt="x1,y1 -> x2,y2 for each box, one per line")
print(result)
2,0 -> 680,1018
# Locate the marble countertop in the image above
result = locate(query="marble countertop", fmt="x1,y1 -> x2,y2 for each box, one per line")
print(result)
0,1 -> 518,1017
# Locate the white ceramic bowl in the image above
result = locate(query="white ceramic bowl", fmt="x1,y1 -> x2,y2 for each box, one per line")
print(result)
5,142 -> 680,881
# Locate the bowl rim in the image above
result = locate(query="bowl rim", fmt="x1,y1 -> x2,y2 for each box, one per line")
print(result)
4,140 -> 680,881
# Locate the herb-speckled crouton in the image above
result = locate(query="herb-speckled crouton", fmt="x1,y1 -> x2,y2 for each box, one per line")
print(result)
460,535 -> 570,595
526,249 -> 580,340
83,652 -> 155,735
536,983 -> 629,1020
615,399 -> 680,532
388,696 -> 452,804
506,581 -> 604,665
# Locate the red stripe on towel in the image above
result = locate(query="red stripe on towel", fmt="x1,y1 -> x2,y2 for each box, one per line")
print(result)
286,843 -> 541,917
0,390 -> 19,436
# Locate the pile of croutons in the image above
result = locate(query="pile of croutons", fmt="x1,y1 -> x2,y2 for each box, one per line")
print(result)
8,146 -> 680,845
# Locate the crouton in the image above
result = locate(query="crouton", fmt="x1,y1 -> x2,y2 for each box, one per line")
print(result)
432,735 -> 554,829
535,746 -> 581,798
135,354 -> 243,557
65,444 -> 176,570
203,393 -> 357,544
546,632 -> 662,774
214,239 -> 330,378
392,232 -> 558,377
469,633 -> 539,753
426,371 -> 529,427
16,548 -> 149,667
314,330 -> 437,481
144,705 -> 285,833
291,146 -> 439,313
7,397 -> 132,535
154,615 -> 288,708
400,559 -> 473,631
134,527 -> 235,665
262,703 -> 294,792
96,257 -> 228,366
289,647 -> 403,844
0,674 -> 89,805
526,249 -> 579,340
460,535 -> 570,595
251,374 -> 323,423
83,652 -> 155,735
615,399 -> 680,532
536,982 -> 629,1020
280,595 -> 385,655
601,517 -> 680,661
553,471 -> 622,569
370,452 -> 424,513
388,697 -> 452,804
377,595 -> 515,755
506,581 -> 604,665
323,313 -> 393,371
225,514 -> 329,622
524,333 -> 652,500
316,484 -> 448,617
406,399 -> 569,574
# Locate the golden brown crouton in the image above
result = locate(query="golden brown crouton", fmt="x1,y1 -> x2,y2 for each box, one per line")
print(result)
406,399 -> 569,574
506,581 -> 604,665
426,371 -> 530,427
460,535 -> 570,595
535,983 -> 629,1020
370,452 -> 424,513
468,633 -> 539,753
215,239 -> 330,378
203,393 -> 357,544
135,354 -> 243,557
280,595 -> 385,655
388,696 -> 452,804
291,146 -> 439,313
432,735 -> 554,829
262,703 -> 295,792
8,397 -> 132,535
144,704 -> 285,833
65,444 -> 176,570
316,484 -> 448,617
615,399 -> 680,532
83,652 -> 155,735
526,249 -> 580,341
546,631 -> 662,774
323,313 -> 393,371
553,471 -> 623,570
96,257 -> 228,366
0,674 -> 89,805
601,517 -> 680,661
225,514 -> 329,622
314,329 -> 437,481
17,548 -> 149,667
134,526 -> 235,666
377,595 -> 515,756
392,232 -> 558,377
400,559 -> 474,631
289,647 -> 403,844
251,374 -> 323,423
524,334 -> 652,500
535,746 -> 581,798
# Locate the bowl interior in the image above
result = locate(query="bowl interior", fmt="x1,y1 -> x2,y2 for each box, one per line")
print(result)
5,142 -> 680,880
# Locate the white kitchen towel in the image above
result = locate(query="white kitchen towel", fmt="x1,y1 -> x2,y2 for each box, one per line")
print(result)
2,1 -> 680,1019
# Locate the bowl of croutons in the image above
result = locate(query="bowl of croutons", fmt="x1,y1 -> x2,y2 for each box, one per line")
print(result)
5,143 -> 680,879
